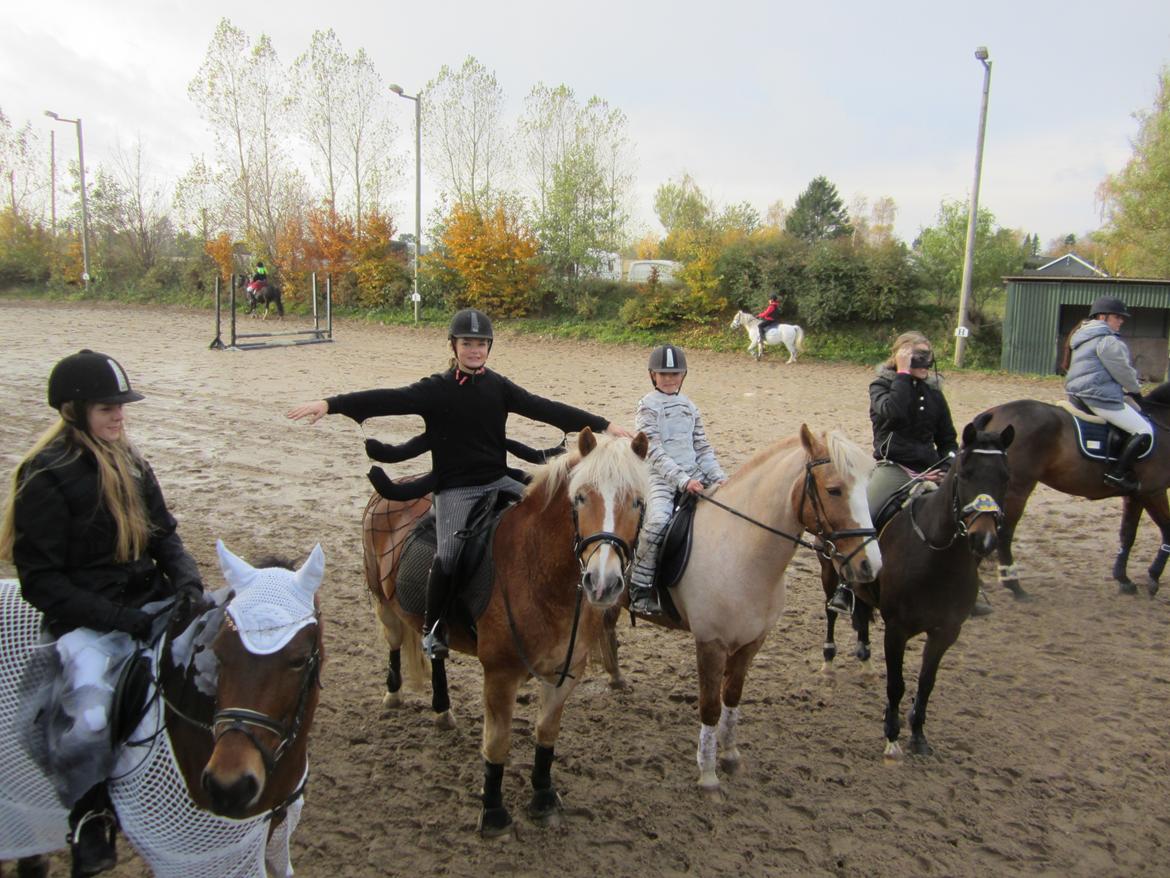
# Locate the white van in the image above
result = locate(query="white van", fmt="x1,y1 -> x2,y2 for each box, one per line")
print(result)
627,259 -> 682,284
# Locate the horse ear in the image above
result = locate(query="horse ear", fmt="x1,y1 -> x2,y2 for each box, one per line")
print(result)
216,540 -> 258,590
578,427 -> 597,457
293,543 -> 326,598
798,423 -> 818,456
999,424 -> 1015,450
962,421 -> 977,447
972,411 -> 992,431
631,431 -> 649,460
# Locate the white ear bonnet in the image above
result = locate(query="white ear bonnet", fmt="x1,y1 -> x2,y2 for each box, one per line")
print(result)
216,540 -> 325,654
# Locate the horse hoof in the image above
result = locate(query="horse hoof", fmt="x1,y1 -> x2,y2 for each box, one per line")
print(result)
855,644 -> 871,662
698,782 -> 724,802
526,788 -> 563,823
607,674 -> 630,691
818,661 -> 836,677
434,710 -> 457,731
1118,580 -> 1138,596
882,741 -> 904,764
908,737 -> 933,757
718,755 -> 742,776
1147,579 -> 1161,597
382,691 -> 402,709
478,806 -> 513,838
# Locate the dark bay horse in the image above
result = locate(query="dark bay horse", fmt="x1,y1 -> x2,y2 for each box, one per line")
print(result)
362,429 -> 649,837
600,426 -> 881,794
979,381 -> 1170,597
819,416 -> 1014,759
238,274 -> 285,319
0,541 -> 325,875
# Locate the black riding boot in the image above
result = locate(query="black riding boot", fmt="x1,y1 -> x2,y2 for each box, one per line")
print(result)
421,562 -> 455,661
1104,433 -> 1152,493
68,783 -> 117,877
827,584 -> 855,616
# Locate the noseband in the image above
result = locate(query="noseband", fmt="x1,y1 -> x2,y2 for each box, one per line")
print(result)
910,449 -> 1005,551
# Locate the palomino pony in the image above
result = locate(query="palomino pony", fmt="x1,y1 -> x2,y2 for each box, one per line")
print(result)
362,429 -> 649,837
601,426 -> 881,794
819,416 -> 1014,759
978,381 -> 1170,597
0,541 -> 324,877
729,310 -> 805,363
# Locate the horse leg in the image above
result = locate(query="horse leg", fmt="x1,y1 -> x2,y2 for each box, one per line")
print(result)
882,628 -> 909,762
1113,495 -> 1142,594
1139,491 -> 1170,597
479,669 -> 521,837
431,658 -> 455,730
906,626 -> 960,756
853,602 -> 873,666
385,648 -> 403,705
16,858 -> 49,878
379,609 -> 427,709
819,558 -> 839,674
695,639 -> 728,795
717,634 -> 766,775
997,487 -> 1034,599
594,607 -> 627,689
527,671 -> 582,824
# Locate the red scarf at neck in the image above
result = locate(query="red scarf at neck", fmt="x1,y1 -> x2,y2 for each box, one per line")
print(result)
455,366 -> 485,385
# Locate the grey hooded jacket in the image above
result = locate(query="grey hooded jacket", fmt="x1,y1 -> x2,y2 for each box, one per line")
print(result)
1065,320 -> 1141,410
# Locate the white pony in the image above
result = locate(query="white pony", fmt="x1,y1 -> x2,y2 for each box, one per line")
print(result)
729,310 -> 805,363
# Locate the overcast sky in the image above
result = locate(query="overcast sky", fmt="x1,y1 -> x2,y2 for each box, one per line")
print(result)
3,0 -> 1168,246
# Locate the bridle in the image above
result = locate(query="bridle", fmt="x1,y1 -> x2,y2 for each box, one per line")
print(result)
909,448 -> 1005,551
209,613 -> 322,775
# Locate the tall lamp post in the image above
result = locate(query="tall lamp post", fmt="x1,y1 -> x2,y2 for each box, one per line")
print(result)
389,83 -> 422,322
954,46 -> 993,368
45,110 -> 91,289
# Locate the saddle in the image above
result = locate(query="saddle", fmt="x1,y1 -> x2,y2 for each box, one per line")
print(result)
1058,399 -> 1155,462
395,489 -> 522,633
646,492 -> 696,623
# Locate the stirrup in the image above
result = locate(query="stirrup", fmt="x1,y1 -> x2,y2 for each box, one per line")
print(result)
421,622 -> 449,661
69,810 -> 117,877
1104,471 -> 1140,493
630,588 -> 662,615
827,585 -> 855,616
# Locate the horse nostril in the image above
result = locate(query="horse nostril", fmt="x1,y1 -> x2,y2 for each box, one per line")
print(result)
858,559 -> 872,580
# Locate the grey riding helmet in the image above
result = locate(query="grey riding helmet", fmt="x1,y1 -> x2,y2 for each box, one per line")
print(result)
47,349 -> 145,410
648,344 -> 687,390
1089,296 -> 1131,318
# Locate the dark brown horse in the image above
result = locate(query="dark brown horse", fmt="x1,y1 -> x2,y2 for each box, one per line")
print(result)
0,542 -> 325,874
978,381 -> 1170,597
362,429 -> 649,836
819,415 -> 1014,759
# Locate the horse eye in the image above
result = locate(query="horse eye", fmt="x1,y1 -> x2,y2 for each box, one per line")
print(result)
632,498 -> 645,510
573,493 -> 585,507
289,656 -> 309,670
826,487 -> 843,497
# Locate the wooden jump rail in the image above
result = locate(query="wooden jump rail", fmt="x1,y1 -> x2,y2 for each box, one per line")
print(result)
210,273 -> 334,351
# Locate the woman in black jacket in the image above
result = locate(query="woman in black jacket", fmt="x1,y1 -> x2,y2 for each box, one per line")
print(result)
0,349 -> 204,877
826,333 -> 990,618
288,308 -> 631,661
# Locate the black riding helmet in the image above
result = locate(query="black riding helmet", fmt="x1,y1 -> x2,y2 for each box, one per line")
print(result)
648,344 -> 687,391
47,349 -> 144,411
448,308 -> 494,341
1089,296 -> 1131,319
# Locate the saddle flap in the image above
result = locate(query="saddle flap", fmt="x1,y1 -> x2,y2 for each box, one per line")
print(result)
655,492 -> 698,593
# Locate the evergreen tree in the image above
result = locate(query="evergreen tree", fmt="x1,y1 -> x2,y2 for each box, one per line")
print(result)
784,176 -> 853,242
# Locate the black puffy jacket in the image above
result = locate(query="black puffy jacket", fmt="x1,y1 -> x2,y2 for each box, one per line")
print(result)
13,439 -> 203,637
868,366 -> 958,472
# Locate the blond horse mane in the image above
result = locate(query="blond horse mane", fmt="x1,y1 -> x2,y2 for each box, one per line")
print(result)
525,434 -> 650,510
728,428 -> 872,489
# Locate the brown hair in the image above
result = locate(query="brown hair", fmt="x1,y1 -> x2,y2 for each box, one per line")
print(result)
0,401 -> 150,563
882,331 -> 932,369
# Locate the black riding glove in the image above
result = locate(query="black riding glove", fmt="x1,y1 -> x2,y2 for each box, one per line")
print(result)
110,607 -> 155,641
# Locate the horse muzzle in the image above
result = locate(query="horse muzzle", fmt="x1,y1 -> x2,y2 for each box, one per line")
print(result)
201,765 -> 262,817
581,569 -> 626,607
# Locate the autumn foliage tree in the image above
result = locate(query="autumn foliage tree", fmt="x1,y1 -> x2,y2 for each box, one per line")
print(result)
352,209 -> 411,309
427,199 -> 543,316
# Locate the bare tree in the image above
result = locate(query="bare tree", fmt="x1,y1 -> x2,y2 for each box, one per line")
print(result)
292,29 -> 347,215
339,48 -> 398,238
0,108 -> 47,222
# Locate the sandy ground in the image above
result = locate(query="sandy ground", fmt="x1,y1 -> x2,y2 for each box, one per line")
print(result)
2,300 -> 1169,878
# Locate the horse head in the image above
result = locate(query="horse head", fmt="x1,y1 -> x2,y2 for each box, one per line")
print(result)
950,413 -> 1015,557
565,428 -> 650,607
729,311 -> 749,331
199,541 -> 325,818
797,425 -> 882,585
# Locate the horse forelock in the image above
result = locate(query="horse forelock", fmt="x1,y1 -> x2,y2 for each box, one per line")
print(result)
569,435 -> 650,502
525,449 -> 581,510
825,430 -> 874,488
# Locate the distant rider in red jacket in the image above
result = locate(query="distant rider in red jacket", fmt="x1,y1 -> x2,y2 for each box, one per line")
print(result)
756,293 -> 782,341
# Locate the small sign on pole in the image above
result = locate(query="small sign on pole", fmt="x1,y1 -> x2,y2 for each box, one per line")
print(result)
954,326 -> 970,338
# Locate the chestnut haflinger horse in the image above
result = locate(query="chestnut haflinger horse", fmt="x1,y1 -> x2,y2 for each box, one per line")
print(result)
601,425 -> 881,795
818,415 -> 1014,760
729,310 -> 805,363
979,382 -> 1170,598
0,541 -> 324,878
362,429 -> 649,837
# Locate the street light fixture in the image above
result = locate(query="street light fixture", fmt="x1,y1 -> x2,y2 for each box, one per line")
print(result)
45,110 -> 91,289
389,83 -> 422,322
954,47 -> 993,367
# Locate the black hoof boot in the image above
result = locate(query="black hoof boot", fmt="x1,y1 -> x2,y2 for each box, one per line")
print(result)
527,787 -> 562,822
478,805 -> 513,838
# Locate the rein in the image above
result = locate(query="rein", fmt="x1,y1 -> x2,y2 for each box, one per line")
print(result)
699,456 -> 877,569
909,449 -> 1005,551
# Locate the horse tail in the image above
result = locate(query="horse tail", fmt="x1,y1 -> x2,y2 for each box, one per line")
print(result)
379,609 -> 429,691
795,325 -> 805,353
275,290 -> 284,317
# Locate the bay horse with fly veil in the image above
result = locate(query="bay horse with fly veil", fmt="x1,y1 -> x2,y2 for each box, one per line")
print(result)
362,429 -> 649,837
818,415 -> 1014,759
598,425 -> 881,794
977,381 -> 1170,598
0,541 -> 324,877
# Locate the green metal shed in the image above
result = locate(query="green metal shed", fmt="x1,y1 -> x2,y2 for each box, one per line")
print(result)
1000,276 -> 1170,380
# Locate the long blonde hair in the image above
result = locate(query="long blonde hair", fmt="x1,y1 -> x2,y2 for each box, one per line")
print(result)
0,402 -> 150,563
882,331 -> 932,369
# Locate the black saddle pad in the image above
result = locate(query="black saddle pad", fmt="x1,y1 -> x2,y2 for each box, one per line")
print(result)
110,650 -> 153,746
396,490 -> 520,626
1069,412 -> 1155,462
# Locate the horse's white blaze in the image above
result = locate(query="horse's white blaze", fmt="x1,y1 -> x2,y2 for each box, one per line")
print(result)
848,479 -> 883,576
